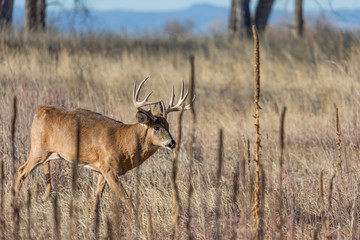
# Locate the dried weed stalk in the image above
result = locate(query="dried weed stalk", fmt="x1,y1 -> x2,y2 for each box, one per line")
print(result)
231,161 -> 240,240
52,194 -> 60,240
215,129 -> 224,240
186,54 -> 196,240
92,195 -> 100,239
334,104 -> 344,194
251,25 -> 264,240
69,117 -> 80,239
105,216 -> 113,240
240,139 -> 246,191
135,134 -> 141,235
26,190 -> 32,240
0,156 -> 4,237
276,107 -> 287,239
319,171 -> 325,217
11,95 -> 19,239
147,211 -> 153,240
312,228 -> 319,240
350,185 -> 359,240
171,107 -> 184,239
326,173 -> 335,240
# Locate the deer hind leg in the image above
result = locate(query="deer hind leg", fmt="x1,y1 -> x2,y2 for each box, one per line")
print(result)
15,149 -> 51,201
102,171 -> 134,218
42,161 -> 52,201
92,174 -> 108,236
93,174 -> 107,212
41,153 -> 61,201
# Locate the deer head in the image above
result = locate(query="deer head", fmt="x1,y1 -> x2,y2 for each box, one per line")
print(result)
133,77 -> 195,150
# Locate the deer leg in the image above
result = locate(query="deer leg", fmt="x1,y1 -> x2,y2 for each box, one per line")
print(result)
93,174 -> 107,212
15,150 -> 51,201
98,185 -> 107,237
42,161 -> 52,201
91,175 -> 108,236
102,171 -> 134,217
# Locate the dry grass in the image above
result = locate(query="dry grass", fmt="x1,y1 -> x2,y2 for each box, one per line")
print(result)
0,27 -> 360,239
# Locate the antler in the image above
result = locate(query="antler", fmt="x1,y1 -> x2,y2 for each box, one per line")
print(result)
164,81 -> 195,118
133,77 -> 161,121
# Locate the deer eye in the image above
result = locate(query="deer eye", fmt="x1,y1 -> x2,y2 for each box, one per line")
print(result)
154,126 -> 160,131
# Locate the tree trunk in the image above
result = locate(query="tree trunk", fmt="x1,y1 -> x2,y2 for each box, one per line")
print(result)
229,0 -> 237,36
37,0 -> 46,31
0,0 -> 14,30
293,0 -> 304,37
254,0 -> 275,34
229,0 -> 251,39
25,0 -> 37,33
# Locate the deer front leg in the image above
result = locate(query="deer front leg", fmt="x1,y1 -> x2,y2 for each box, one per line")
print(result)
102,170 -> 134,218
15,150 -> 51,202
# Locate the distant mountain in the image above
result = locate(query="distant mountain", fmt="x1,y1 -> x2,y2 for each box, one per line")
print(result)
12,3 -> 360,35
270,8 -> 360,30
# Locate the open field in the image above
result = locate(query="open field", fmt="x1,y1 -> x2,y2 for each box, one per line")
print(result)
0,27 -> 360,239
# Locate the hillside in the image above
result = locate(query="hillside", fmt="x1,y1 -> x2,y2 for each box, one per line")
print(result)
12,3 -> 360,34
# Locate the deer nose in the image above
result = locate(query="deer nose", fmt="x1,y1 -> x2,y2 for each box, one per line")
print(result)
168,140 -> 176,149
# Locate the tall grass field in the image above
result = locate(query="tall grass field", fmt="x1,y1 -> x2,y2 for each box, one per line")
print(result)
0,26 -> 360,239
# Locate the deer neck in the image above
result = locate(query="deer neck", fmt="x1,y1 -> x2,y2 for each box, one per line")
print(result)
128,123 -> 158,164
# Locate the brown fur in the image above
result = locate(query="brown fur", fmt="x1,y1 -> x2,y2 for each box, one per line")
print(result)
15,105 -> 175,211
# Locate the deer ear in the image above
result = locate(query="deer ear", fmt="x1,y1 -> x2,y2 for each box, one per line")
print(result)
136,111 -> 150,124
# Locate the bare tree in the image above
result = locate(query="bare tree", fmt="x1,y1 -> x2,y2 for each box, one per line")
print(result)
25,0 -> 37,33
229,0 -> 251,38
37,0 -> 46,31
229,0 -> 275,38
25,0 -> 46,34
0,0 -> 14,30
293,0 -> 304,37
254,0 -> 275,33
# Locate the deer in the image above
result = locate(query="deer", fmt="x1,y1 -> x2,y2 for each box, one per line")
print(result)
15,77 -> 195,215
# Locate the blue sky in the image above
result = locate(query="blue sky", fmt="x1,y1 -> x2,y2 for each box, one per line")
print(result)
14,0 -> 360,11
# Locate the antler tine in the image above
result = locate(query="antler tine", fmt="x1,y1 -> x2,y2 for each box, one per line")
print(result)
180,80 -> 185,98
169,85 -> 175,107
165,81 -> 192,117
160,100 -> 166,118
133,77 -> 149,102
133,77 -> 161,110
183,95 -> 196,110
173,88 -> 189,109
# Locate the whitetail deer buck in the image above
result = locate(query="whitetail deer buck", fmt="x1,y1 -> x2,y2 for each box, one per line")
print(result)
15,77 -> 194,213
